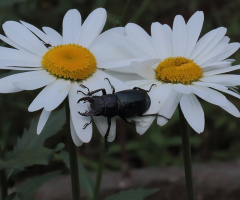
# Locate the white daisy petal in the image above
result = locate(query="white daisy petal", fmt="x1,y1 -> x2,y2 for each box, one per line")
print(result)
197,36 -> 229,66
172,15 -> 187,56
93,116 -> 116,142
157,88 -> 181,126
69,82 -> 93,143
37,109 -> 51,135
185,11 -> 204,57
180,94 -> 204,133
42,27 -> 63,45
14,70 -> 56,90
79,8 -> 106,48
193,81 -> 228,91
3,21 -> 47,56
190,27 -> 225,60
44,80 -> 71,111
0,34 -> 25,51
28,83 -> 54,112
130,59 -> 160,79
200,74 -> 240,83
203,65 -> 240,76
215,43 -> 240,62
202,61 -> 231,69
70,116 -> 83,146
62,9 -> 82,44
20,21 -> 51,44
194,27 -> 227,63
192,86 -> 228,106
0,73 -> 24,93
136,118 -> 155,135
0,46 -> 42,65
221,100 -> 240,117
173,84 -> 193,94
126,23 -> 157,57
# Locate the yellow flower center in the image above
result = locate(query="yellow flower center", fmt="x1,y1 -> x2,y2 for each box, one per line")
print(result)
155,57 -> 203,84
42,44 -> 97,81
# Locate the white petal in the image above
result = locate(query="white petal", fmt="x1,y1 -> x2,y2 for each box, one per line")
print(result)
185,11 -> 204,57
3,21 -> 47,56
172,15 -> 187,56
202,61 -> 231,69
78,8 -> 106,48
180,94 -> 204,133
126,23 -> 157,57
215,43 -> 240,62
37,109 -> 51,135
44,80 -> 71,111
42,27 -> 63,45
70,116 -> 83,146
151,22 -> 173,59
173,84 -> 193,94
204,65 -> 240,76
197,36 -> 229,66
62,9 -> 82,44
20,21 -> 51,44
221,100 -> 240,117
0,46 -> 42,66
194,28 -> 226,63
157,88 -> 181,126
69,82 -> 93,142
191,86 -> 228,106
193,81 -> 228,91
0,34 -> 25,51
0,60 -> 41,68
130,58 -> 159,79
0,73 -> 24,93
190,27 -> 226,60
14,70 -> 55,90
93,116 -> 116,142
200,74 -> 239,83
136,118 -> 155,135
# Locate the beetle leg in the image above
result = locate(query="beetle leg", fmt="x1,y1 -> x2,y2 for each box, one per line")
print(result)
104,78 -> 115,94
133,84 -> 156,93
82,118 -> 92,129
88,88 -> 107,96
120,117 -> 135,126
80,84 -> 90,93
77,90 -> 88,95
104,117 -> 111,142
139,113 -> 169,121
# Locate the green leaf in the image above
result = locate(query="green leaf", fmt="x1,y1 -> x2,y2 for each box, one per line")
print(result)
59,151 -> 94,198
17,171 -> 61,200
104,188 -> 159,200
0,147 -> 53,170
0,108 -> 66,171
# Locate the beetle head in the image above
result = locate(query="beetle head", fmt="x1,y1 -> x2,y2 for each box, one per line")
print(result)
78,96 -> 105,116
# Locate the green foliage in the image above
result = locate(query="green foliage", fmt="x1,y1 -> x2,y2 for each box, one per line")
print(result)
104,188 -> 159,200
59,151 -> 94,199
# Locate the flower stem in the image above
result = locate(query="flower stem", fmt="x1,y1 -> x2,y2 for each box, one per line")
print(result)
0,142 -> 7,200
178,106 -> 195,200
92,145 -> 107,200
65,100 -> 80,200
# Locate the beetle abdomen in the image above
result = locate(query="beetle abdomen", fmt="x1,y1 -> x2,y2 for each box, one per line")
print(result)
116,89 -> 151,118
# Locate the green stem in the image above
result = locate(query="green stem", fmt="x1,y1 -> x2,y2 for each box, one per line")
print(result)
65,100 -> 80,200
0,169 -> 7,200
178,106 -> 195,200
92,145 -> 107,200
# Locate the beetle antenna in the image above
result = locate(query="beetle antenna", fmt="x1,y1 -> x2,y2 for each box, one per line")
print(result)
104,78 -> 115,94
147,84 -> 157,92
80,84 -> 90,93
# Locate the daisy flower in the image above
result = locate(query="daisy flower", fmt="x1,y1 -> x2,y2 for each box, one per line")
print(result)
103,11 -> 240,134
0,8 -> 128,146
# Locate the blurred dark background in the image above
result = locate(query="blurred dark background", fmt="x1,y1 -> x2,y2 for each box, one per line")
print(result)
0,0 -> 240,199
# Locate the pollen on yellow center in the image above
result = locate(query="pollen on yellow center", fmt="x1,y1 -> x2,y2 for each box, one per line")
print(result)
42,44 -> 97,81
155,57 -> 203,84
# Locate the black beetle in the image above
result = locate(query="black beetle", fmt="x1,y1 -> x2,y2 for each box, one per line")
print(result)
77,78 -> 168,141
